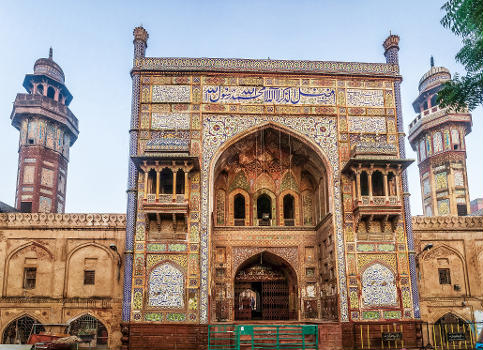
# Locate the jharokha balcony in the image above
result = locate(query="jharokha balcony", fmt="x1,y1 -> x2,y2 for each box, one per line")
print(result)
342,142 -> 413,230
140,162 -> 192,214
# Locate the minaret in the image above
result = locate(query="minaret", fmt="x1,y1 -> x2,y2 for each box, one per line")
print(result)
408,58 -> 472,216
10,49 -> 79,213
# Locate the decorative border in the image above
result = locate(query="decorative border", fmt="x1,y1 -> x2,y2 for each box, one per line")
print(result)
134,57 -> 399,77
200,114 -> 349,322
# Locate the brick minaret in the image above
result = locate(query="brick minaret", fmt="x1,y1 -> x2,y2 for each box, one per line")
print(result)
10,49 -> 79,213
408,58 -> 472,216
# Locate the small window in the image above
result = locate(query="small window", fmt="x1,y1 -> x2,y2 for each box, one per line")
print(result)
84,270 -> 95,285
20,202 -> 32,213
234,193 -> 245,226
47,86 -> 55,99
438,268 -> 451,285
23,267 -> 37,289
457,204 -> 467,216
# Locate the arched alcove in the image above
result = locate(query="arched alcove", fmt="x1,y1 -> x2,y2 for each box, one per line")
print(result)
2,315 -> 44,344
361,263 -> 397,307
234,252 -> 298,321
148,262 -> 185,309
66,314 -> 109,347
213,126 -> 329,227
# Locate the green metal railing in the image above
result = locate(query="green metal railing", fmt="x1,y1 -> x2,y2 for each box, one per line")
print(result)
208,324 -> 318,350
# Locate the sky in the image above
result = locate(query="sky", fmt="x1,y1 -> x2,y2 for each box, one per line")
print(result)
0,1 -> 481,214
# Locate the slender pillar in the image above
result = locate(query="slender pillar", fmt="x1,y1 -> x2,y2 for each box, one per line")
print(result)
143,168 -> 148,199
383,170 -> 389,200
172,168 -> 177,201
355,171 -> 361,201
368,168 -> 373,201
184,170 -> 189,200
156,169 -> 160,200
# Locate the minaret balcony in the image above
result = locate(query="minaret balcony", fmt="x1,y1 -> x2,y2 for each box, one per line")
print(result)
11,93 -> 79,139
142,193 -> 188,214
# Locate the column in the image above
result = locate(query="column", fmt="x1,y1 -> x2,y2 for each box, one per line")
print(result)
184,169 -> 189,201
383,167 -> 389,201
368,166 -> 373,201
354,169 -> 361,202
143,168 -> 148,199
395,169 -> 401,199
156,169 -> 160,200
172,168 -> 177,201
54,88 -> 60,102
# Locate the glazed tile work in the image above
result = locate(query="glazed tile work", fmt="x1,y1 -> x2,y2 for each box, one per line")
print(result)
361,263 -> 397,307
127,47 -> 416,326
148,263 -> 185,308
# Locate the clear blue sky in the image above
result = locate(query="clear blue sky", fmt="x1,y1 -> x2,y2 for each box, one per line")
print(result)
0,1 -> 481,214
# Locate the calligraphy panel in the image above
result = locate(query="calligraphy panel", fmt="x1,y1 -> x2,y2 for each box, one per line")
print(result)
361,263 -> 397,306
148,262 -> 185,308
203,85 -> 336,105
151,113 -> 190,130
454,170 -> 464,187
348,116 -> 386,133
152,85 -> 191,103
346,89 -> 384,107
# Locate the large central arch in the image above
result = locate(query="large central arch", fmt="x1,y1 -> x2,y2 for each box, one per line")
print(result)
211,124 -> 331,228
207,122 -> 336,322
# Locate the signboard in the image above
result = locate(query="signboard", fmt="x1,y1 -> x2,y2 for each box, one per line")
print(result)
447,332 -> 466,342
382,332 -> 402,341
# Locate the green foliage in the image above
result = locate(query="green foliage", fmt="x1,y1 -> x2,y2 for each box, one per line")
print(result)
437,0 -> 483,110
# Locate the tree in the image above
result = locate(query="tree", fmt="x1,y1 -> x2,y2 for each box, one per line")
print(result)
437,0 -> 483,110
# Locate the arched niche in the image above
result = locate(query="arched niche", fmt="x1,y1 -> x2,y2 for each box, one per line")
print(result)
233,251 -> 298,321
278,190 -> 300,226
4,242 -> 54,296
66,313 -> 109,347
148,261 -> 185,309
2,314 -> 45,344
421,244 -> 466,296
361,262 -> 397,307
65,243 -> 115,298
227,188 -> 250,226
253,189 -> 276,226
212,125 -> 330,227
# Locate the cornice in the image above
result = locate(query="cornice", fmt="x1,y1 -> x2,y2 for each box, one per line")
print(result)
412,215 -> 483,231
0,213 -> 126,229
133,57 -> 400,77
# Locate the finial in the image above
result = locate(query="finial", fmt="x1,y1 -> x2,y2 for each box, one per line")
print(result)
49,47 -> 53,60
430,56 -> 434,67
133,26 -> 149,43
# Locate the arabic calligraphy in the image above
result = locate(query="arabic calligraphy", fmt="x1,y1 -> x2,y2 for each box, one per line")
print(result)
346,89 -> 384,107
203,85 -> 336,105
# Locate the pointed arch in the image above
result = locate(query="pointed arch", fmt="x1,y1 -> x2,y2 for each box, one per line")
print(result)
148,261 -> 185,309
420,243 -> 468,293
361,262 -> 397,307
3,241 -> 54,296
64,242 -> 116,298
66,313 -> 110,347
1,313 -> 46,344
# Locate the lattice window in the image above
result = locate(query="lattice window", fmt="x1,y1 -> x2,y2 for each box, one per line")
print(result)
23,267 -> 36,289
84,270 -> 95,285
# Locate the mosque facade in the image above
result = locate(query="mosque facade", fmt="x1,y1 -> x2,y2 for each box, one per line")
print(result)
0,27 -> 481,350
